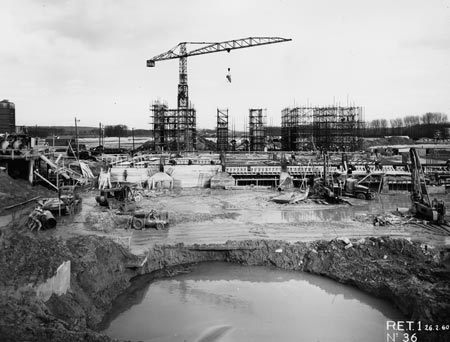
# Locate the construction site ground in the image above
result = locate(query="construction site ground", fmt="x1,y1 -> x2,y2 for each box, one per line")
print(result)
42,188 -> 450,255
1,179 -> 450,342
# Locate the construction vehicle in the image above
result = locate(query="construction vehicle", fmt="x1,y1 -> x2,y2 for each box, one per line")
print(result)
312,154 -> 342,203
340,153 -> 375,200
95,183 -> 141,208
410,148 -> 446,224
130,210 -> 169,230
342,178 -> 375,200
38,185 -> 82,215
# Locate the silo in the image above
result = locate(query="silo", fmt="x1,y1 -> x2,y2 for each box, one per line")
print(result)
0,99 -> 15,133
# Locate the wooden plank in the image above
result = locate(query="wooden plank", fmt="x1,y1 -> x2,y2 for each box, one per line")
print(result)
34,171 -> 58,191
437,225 -> 450,235
421,224 -> 446,235
3,196 -> 41,210
428,224 -> 448,235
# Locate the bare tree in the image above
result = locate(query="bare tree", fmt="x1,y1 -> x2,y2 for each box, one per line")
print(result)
370,119 -> 381,129
390,118 -> 403,128
421,112 -> 449,124
403,115 -> 420,127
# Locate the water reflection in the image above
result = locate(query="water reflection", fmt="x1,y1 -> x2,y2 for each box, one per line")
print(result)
242,193 -> 424,224
102,262 -> 404,342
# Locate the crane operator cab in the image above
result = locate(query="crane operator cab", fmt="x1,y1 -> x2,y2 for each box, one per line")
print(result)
226,68 -> 232,83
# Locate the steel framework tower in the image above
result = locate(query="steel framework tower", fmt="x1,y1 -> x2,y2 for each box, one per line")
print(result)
249,108 -> 266,151
281,105 -> 363,152
216,108 -> 229,152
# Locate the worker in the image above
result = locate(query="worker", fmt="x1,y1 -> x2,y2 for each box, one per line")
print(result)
347,164 -> 353,176
28,205 -> 43,231
375,160 -> 382,171
123,169 -> 128,182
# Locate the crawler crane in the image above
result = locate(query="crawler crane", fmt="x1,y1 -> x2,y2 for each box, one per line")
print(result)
410,148 -> 446,223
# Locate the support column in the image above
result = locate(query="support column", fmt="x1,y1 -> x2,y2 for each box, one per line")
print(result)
28,160 -> 34,184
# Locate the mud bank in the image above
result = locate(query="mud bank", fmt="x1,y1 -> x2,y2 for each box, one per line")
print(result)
0,228 -> 449,342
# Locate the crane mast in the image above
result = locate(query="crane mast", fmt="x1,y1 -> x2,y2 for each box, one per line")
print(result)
147,37 -> 291,151
178,43 -> 188,110
147,37 -> 291,112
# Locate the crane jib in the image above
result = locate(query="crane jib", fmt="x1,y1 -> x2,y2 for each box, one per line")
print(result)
146,37 -> 291,66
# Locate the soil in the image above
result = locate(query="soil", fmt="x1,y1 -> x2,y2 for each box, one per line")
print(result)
0,219 -> 449,342
1,183 -> 450,341
0,171 -> 55,214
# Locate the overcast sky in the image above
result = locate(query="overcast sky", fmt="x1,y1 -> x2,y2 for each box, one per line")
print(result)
1,0 -> 449,130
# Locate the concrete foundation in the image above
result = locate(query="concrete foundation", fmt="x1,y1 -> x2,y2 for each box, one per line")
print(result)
36,260 -> 71,301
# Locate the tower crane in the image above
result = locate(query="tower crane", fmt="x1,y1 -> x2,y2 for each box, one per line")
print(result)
146,37 -> 291,112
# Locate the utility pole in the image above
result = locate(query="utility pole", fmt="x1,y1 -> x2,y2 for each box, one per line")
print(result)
99,122 -> 102,146
132,128 -> 135,154
74,117 -> 80,156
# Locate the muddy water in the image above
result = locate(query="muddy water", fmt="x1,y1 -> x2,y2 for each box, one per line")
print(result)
130,193 -> 426,249
238,193 -> 417,224
102,262 -> 403,342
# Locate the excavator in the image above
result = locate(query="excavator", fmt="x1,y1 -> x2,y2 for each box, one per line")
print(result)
409,148 -> 446,224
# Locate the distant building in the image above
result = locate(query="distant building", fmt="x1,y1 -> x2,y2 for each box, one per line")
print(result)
0,99 -> 15,133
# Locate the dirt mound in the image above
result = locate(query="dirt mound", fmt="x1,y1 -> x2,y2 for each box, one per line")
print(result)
0,171 -> 55,214
0,230 -> 140,342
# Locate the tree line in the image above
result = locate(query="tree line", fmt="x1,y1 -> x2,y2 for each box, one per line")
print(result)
364,112 -> 449,139
23,125 -> 151,138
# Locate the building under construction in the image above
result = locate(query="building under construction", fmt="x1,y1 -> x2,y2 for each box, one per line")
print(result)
281,106 -> 363,151
281,107 -> 314,151
150,101 -> 196,152
216,109 -> 229,152
249,108 -> 266,151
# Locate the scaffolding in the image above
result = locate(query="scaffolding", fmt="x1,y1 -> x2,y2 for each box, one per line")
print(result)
150,100 -> 197,152
249,108 -> 266,151
281,107 -> 313,150
216,108 -> 229,152
281,106 -> 363,152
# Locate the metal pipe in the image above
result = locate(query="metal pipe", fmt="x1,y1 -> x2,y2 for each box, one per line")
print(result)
75,117 -> 79,157
42,210 -> 57,229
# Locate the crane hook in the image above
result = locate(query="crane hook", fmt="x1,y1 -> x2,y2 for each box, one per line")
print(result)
226,67 -> 231,83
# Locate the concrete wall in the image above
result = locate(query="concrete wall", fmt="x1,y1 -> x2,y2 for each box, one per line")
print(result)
110,164 -> 220,188
166,165 -> 221,188
36,260 -> 71,301
110,166 -> 158,184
